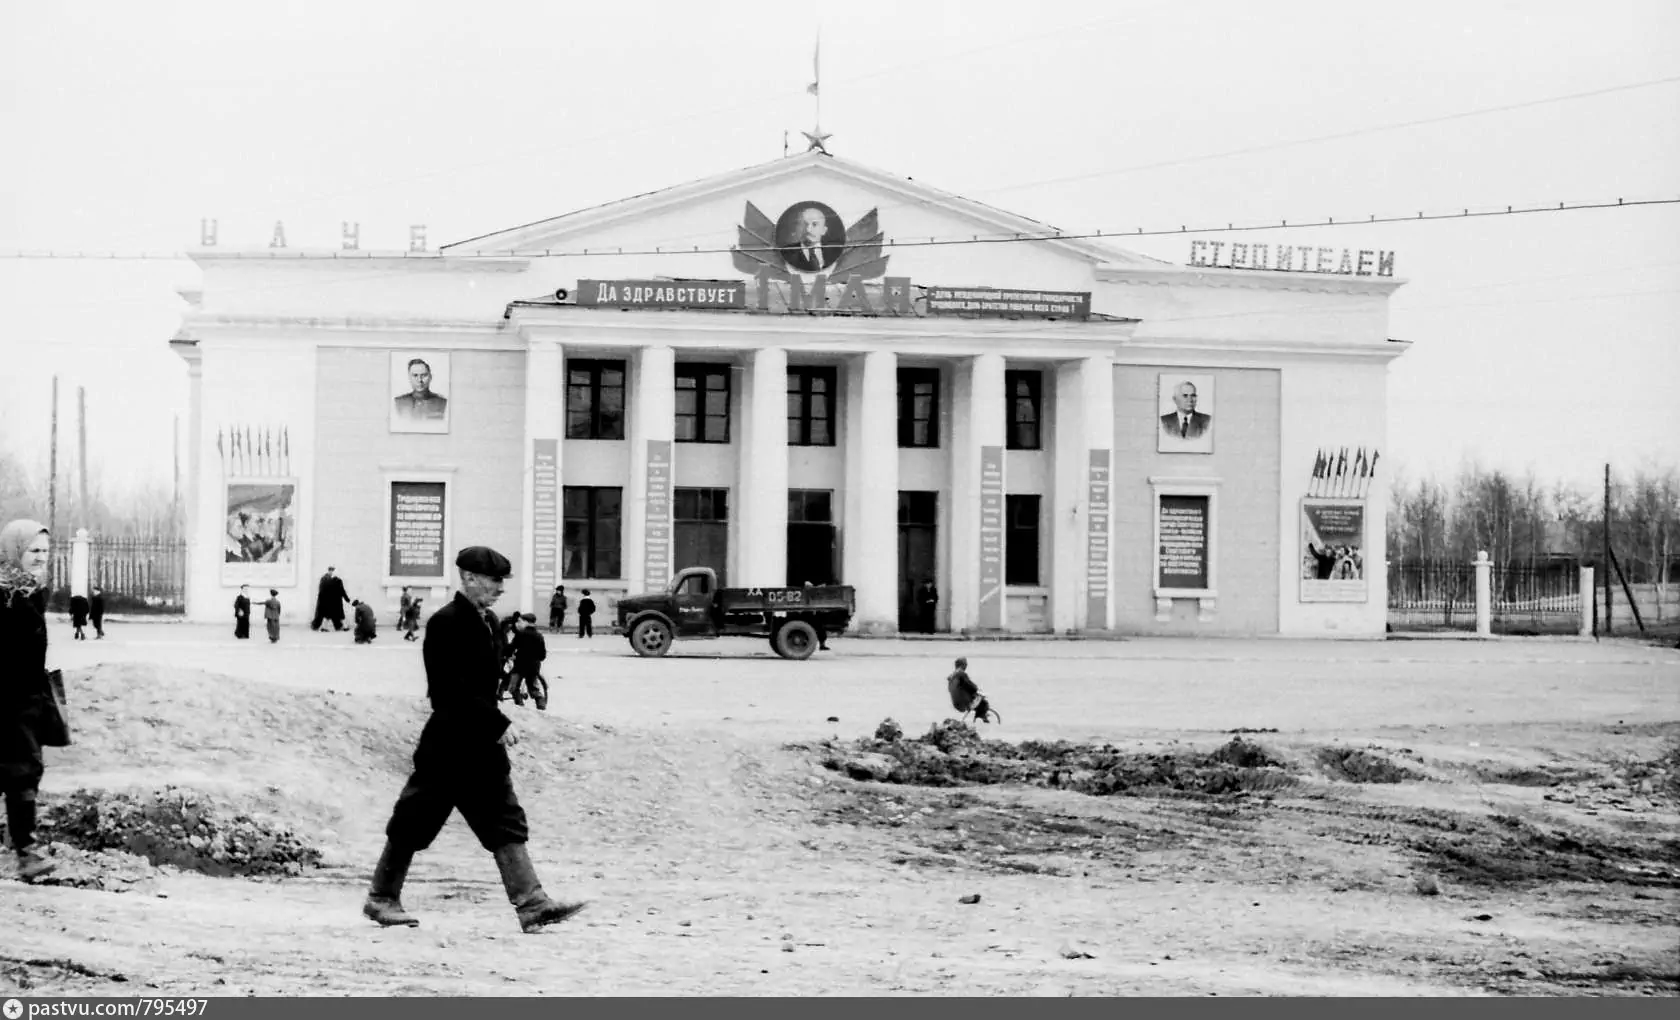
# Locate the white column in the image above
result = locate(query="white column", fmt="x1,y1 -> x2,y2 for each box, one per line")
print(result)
183,355 -> 205,619
626,345 -> 676,596
71,528 -> 91,598
843,350 -> 898,634
949,353 -> 1007,632
1579,565 -> 1594,637
737,347 -> 788,587
1051,362 -> 1083,633
519,338 -> 564,614
1474,550 -> 1492,638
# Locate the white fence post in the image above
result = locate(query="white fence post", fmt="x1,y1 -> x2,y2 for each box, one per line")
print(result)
1474,550 -> 1491,638
1578,565 -> 1594,637
71,527 -> 91,598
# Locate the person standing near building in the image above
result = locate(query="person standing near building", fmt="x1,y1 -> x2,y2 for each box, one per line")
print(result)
263,589 -> 282,643
68,592 -> 89,641
0,518 -> 59,883
362,545 -> 586,933
233,585 -> 252,640
576,589 -> 595,639
548,585 -> 567,634
915,578 -> 939,634
400,591 -> 422,642
311,566 -> 350,632
89,586 -> 105,639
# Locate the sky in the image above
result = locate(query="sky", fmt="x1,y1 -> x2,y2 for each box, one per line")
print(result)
2,0 -> 1677,500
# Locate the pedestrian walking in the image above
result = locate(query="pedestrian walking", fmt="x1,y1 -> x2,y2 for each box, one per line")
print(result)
69,593 -> 89,641
1,518 -> 62,883
353,599 -> 378,644
89,587 -> 106,639
263,589 -> 282,643
915,578 -> 939,634
576,589 -> 595,639
233,585 -> 252,639
400,593 -> 422,642
547,585 -> 567,633
311,566 -> 350,632
503,614 -> 549,711
363,545 -> 586,933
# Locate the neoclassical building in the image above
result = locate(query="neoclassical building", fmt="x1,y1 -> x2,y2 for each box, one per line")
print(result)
174,151 -> 1406,637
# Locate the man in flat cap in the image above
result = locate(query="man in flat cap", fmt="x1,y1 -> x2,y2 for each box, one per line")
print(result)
363,544 -> 586,933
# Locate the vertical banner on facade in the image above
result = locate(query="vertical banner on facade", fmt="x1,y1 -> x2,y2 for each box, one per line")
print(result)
390,481 -> 446,577
977,445 -> 1005,629
1156,494 -> 1210,591
1085,450 -> 1111,628
1300,499 -> 1367,602
644,439 -> 673,593
532,439 -> 558,597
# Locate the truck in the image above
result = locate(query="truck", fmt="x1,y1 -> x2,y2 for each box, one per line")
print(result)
612,566 -> 855,660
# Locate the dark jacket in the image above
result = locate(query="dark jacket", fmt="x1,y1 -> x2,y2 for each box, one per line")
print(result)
89,592 -> 105,623
1,587 -> 51,783
70,594 -> 90,626
415,593 -> 512,776
315,574 -> 350,619
234,594 -> 251,621
354,602 -> 377,637
510,628 -> 547,673
577,596 -> 596,618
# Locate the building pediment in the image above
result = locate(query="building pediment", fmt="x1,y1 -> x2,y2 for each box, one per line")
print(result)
440,152 -> 1171,276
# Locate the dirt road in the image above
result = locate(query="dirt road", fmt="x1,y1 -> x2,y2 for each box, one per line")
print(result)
3,627 -> 1675,996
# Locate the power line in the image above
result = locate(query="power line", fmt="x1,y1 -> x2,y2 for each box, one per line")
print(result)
4,194 -> 1675,262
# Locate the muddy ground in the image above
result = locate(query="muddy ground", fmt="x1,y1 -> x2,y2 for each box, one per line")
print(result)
2,629 -> 1676,996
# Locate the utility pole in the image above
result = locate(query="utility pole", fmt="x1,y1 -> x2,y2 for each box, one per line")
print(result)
78,385 -> 88,530
48,376 -> 59,589
1603,463 -> 1613,635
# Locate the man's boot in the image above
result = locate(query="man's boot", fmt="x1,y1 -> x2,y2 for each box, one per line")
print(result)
16,847 -> 56,883
492,842 -> 585,933
361,841 -> 420,927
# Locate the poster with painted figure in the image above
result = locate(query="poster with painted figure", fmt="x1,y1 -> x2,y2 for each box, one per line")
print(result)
391,351 -> 450,433
1300,499 -> 1367,602
222,478 -> 298,586
1157,373 -> 1214,454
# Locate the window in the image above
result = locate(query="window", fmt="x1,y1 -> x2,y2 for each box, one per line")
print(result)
788,488 -> 833,523
1005,494 -> 1040,585
674,487 -> 729,586
675,364 -> 731,443
897,368 -> 940,448
1005,369 -> 1042,450
566,360 -> 626,440
562,486 -> 622,579
787,367 -> 837,446
897,490 -> 938,526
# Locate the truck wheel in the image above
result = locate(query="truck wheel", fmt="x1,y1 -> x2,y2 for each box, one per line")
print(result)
630,618 -> 673,657
773,620 -> 818,660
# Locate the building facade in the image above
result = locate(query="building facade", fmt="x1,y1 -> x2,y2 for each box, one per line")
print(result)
175,152 -> 1407,637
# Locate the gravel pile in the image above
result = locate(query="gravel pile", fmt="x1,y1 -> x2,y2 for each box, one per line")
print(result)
35,787 -> 323,878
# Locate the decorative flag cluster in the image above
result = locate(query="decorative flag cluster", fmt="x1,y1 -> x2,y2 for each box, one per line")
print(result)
1309,446 -> 1379,499
217,425 -> 291,478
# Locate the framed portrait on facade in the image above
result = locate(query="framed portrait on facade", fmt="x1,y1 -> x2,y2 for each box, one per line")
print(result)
390,351 -> 450,434
221,477 -> 298,586
775,200 -> 846,275
1300,498 -> 1368,602
1157,372 -> 1214,454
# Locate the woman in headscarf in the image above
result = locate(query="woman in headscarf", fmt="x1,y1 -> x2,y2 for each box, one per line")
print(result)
0,518 -> 57,882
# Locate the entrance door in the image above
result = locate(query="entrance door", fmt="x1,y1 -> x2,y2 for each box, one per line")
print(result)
787,488 -> 837,586
898,491 -> 938,632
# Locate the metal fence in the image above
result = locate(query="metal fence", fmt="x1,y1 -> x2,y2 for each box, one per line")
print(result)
1387,559 -> 1581,634
49,536 -> 188,613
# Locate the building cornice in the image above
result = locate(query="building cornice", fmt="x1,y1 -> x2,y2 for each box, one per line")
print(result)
187,252 -> 533,273
1097,264 -> 1407,297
